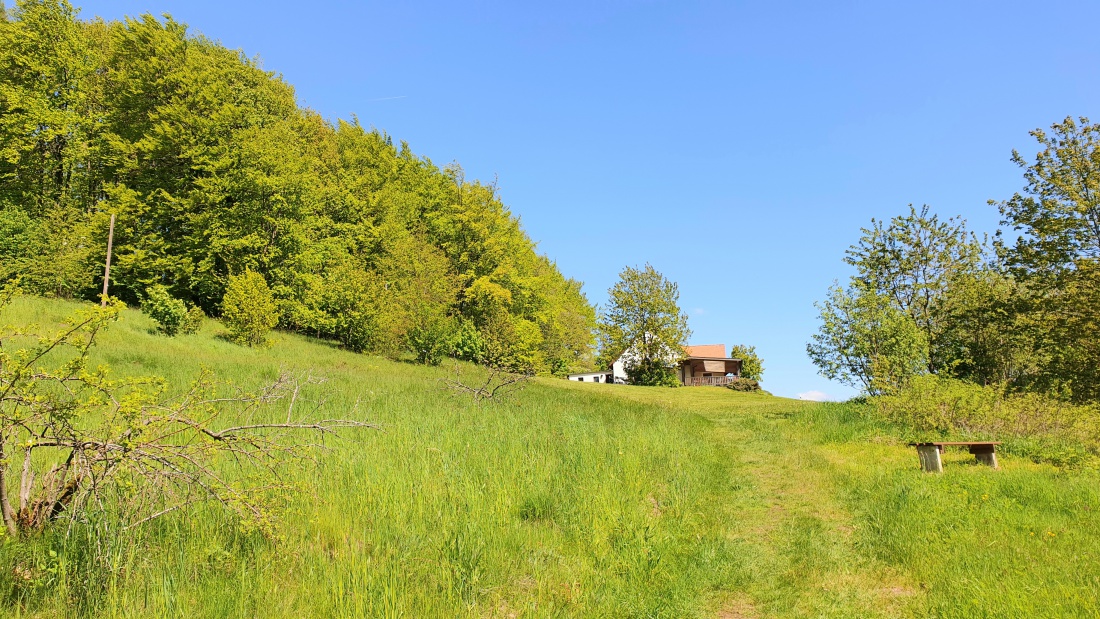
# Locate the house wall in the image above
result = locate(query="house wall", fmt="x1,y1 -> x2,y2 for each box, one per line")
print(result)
567,372 -> 614,383
612,358 -> 627,383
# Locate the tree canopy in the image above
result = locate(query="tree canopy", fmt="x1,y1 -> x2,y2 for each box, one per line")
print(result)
811,116 -> 1100,402
728,344 -> 764,382
994,116 -> 1100,400
997,116 -> 1100,275
807,284 -> 928,395
844,205 -> 983,374
0,0 -> 595,374
598,264 -> 691,386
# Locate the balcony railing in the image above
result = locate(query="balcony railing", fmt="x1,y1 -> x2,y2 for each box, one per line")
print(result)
684,375 -> 736,387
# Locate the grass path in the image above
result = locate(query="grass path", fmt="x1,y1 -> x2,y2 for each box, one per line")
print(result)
575,385 -> 925,617
612,385 -> 1099,619
707,406 -> 921,617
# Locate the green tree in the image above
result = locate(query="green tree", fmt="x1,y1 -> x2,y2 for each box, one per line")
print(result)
0,6 -> 597,372
845,204 -> 983,374
377,229 -> 459,364
993,117 -> 1100,401
142,284 -> 189,336
996,116 -> 1100,275
0,0 -> 104,298
729,344 -> 764,382
599,264 -> 691,386
807,284 -> 929,395
222,270 -> 279,347
937,267 -> 1039,388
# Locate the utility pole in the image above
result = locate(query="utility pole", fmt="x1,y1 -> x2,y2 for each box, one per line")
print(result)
101,213 -> 115,307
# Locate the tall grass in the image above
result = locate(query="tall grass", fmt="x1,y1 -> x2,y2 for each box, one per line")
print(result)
0,297 -> 745,617
3,296 -> 1099,617
800,402 -> 1100,618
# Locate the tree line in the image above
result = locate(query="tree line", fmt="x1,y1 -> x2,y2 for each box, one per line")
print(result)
0,0 -> 596,373
809,116 -> 1100,404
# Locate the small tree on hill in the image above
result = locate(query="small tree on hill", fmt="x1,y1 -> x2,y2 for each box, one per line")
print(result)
222,270 -> 279,347
729,344 -> 764,382
143,284 -> 202,336
807,284 -> 929,395
598,264 -> 691,386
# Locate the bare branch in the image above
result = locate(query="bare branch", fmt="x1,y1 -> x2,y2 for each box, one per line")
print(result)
440,360 -> 533,406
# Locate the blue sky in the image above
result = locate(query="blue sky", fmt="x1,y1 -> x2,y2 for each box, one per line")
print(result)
68,0 -> 1100,399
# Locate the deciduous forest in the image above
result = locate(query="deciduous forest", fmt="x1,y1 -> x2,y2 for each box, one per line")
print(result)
0,0 -> 596,374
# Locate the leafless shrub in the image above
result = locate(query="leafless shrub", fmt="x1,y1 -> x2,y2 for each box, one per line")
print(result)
0,285 -> 375,538
440,361 -> 532,406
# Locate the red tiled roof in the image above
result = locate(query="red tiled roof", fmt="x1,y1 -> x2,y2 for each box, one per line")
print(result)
683,344 -> 726,358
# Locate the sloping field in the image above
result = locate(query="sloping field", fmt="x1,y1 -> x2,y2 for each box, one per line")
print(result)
3,297 -> 1099,618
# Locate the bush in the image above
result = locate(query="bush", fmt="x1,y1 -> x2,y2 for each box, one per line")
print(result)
726,377 -> 763,392
182,306 -> 205,334
222,271 -> 279,347
626,359 -> 680,387
143,286 -> 204,336
319,268 -> 403,355
875,375 -> 1100,466
451,319 -> 487,363
143,285 -> 188,336
408,319 -> 455,366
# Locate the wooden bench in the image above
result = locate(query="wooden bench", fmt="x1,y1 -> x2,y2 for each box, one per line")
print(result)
909,441 -> 1001,472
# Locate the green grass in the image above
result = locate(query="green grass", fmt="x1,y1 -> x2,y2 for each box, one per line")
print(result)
2,296 -> 1099,618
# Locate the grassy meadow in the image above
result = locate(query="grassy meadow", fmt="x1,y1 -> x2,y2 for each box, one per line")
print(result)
2,296 -> 1099,618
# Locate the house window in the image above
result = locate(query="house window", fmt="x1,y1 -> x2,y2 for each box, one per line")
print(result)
577,377 -> 584,382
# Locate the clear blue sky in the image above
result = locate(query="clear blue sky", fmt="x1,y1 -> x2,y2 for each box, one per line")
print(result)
69,0 -> 1100,400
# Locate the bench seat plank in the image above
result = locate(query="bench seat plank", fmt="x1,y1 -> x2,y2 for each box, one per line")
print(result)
908,441 -> 1002,446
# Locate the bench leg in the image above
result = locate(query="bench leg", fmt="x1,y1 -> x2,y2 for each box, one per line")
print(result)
916,445 -> 942,473
970,445 -> 998,468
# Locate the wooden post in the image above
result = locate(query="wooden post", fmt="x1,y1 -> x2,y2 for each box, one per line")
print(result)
916,445 -> 942,473
101,213 -> 115,307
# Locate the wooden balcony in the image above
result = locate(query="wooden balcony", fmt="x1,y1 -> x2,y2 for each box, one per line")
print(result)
683,375 -> 736,387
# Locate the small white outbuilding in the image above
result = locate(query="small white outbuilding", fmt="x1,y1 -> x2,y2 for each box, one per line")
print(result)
565,371 -> 615,384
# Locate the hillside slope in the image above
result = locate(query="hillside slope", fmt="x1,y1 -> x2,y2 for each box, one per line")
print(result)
2,297 -> 1098,618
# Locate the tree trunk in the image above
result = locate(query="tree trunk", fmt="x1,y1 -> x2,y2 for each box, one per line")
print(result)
0,441 -> 19,537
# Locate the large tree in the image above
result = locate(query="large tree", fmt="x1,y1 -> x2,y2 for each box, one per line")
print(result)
598,264 -> 691,386
844,204 -> 983,374
994,117 -> 1100,400
997,116 -> 1100,275
937,266 -> 1040,388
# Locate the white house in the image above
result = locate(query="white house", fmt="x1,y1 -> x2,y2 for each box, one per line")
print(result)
567,344 -> 742,386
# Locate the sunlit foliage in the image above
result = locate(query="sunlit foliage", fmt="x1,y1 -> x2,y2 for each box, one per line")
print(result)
0,0 -> 595,373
